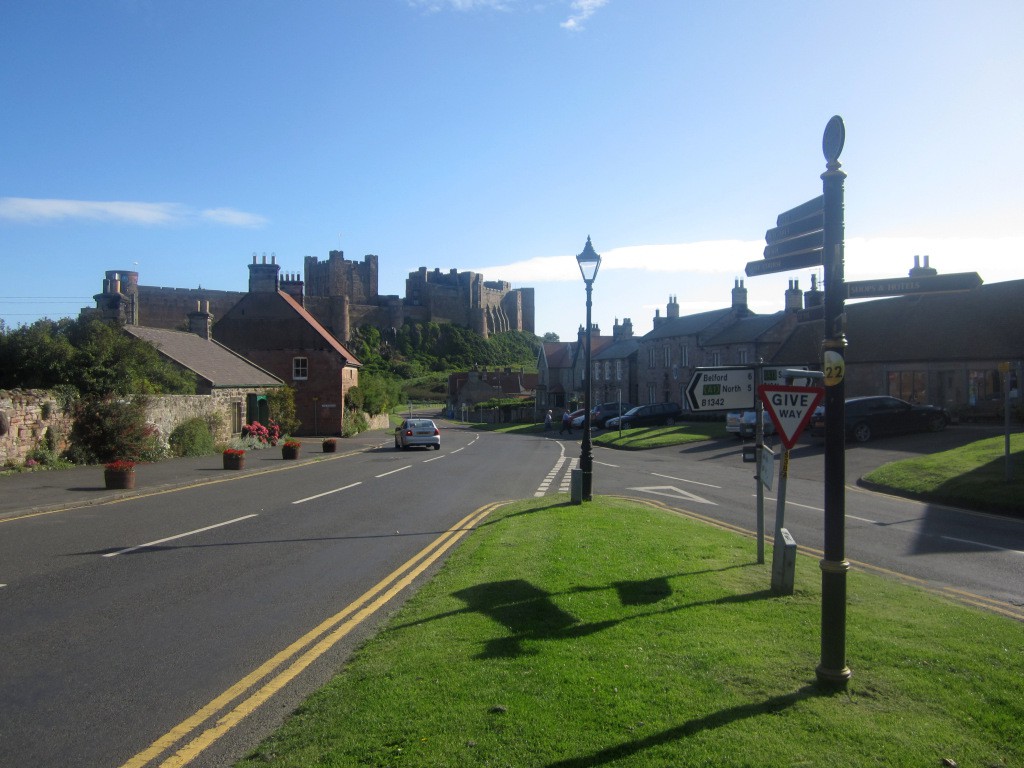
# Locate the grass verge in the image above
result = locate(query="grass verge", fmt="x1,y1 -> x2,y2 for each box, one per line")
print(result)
863,432 -> 1024,515
237,496 -> 1022,768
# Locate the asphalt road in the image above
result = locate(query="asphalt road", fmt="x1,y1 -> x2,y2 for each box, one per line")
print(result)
1,420 -> 1020,767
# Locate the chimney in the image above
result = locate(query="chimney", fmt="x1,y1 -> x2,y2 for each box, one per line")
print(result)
732,279 -> 748,312
909,255 -> 938,277
188,300 -> 213,340
785,279 -> 803,312
248,251 -> 281,293
280,271 -> 305,306
804,273 -> 823,308
667,295 -> 680,319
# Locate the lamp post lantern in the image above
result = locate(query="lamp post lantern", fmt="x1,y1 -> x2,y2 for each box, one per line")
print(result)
576,236 -> 602,501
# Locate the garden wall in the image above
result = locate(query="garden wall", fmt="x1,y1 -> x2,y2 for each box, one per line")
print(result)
0,389 -> 74,467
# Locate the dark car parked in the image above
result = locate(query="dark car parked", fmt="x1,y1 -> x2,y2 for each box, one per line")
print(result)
591,401 -> 635,429
809,396 -> 949,443
606,402 -> 683,429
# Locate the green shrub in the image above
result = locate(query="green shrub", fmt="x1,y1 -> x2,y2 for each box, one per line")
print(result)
342,409 -> 369,437
66,394 -> 157,464
267,386 -> 301,436
168,417 -> 217,457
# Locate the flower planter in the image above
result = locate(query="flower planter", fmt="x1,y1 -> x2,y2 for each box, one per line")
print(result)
223,453 -> 245,470
104,468 -> 136,490
322,441 -> 337,453
281,445 -> 300,460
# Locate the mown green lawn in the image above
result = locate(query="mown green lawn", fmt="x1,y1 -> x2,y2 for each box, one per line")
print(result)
237,497 -> 1023,768
863,432 -> 1024,515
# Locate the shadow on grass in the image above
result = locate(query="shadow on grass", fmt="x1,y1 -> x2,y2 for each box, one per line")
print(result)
447,578 -> 774,659
543,685 -> 823,768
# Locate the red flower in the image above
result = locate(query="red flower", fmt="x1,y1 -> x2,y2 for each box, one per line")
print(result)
105,460 -> 136,472
223,448 -> 246,457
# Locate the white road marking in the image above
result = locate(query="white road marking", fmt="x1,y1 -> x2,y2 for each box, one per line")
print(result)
103,514 -> 259,558
450,447 -> 465,454
423,455 -> 444,463
629,486 -> 717,505
595,460 -> 619,467
376,466 -> 411,478
847,514 -> 878,524
761,496 -> 825,512
941,535 -> 1023,554
651,472 -> 721,489
292,482 -> 362,505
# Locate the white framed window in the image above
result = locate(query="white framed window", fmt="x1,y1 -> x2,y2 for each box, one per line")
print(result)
738,349 -> 748,364
680,345 -> 689,367
710,351 -> 721,367
593,361 -> 600,381
648,347 -> 656,368
615,360 -> 622,381
604,361 -> 611,381
663,345 -> 671,368
647,383 -> 656,403
293,356 -> 308,380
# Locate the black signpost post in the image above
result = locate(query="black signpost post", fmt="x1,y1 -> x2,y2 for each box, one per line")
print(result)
817,116 -> 852,686
746,116 -> 851,687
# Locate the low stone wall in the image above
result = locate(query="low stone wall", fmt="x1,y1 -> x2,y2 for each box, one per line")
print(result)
0,389 -> 74,467
144,390 -> 249,449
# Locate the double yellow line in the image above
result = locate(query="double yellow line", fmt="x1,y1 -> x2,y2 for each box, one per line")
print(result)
121,501 -> 505,768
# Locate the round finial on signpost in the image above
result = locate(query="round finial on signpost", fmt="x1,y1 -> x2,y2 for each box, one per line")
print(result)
822,115 -> 845,165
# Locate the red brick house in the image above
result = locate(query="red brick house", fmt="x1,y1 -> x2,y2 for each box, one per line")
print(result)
213,255 -> 362,436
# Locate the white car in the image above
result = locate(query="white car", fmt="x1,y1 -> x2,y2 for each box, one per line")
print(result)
395,419 -> 441,450
725,410 -> 775,438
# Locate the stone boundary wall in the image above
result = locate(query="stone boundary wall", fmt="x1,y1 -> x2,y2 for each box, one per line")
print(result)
2,388 -> 387,467
0,389 -> 74,467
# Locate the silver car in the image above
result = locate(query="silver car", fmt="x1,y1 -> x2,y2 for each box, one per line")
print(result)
395,418 -> 441,450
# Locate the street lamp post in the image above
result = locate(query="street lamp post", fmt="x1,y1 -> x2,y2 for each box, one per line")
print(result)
576,236 -> 602,502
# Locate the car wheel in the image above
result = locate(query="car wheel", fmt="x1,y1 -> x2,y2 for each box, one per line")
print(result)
433,444 -> 440,450
851,422 -> 871,443
928,415 -> 947,432
665,417 -> 676,426
395,439 -> 400,449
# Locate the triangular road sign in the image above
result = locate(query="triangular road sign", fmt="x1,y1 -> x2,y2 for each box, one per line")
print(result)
758,385 -> 824,450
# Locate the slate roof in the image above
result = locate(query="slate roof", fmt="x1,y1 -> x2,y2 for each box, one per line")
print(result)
771,278 -> 1024,365
704,312 -> 788,345
643,308 -> 734,340
593,337 -> 640,360
278,292 -> 362,366
124,326 -> 284,388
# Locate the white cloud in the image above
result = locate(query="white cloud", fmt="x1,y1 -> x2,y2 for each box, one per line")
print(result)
560,0 -> 609,30
201,208 -> 269,228
476,236 -> 1024,286
0,197 -> 266,228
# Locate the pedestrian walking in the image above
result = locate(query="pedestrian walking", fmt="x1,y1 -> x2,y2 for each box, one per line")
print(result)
544,410 -> 553,430
559,410 -> 571,435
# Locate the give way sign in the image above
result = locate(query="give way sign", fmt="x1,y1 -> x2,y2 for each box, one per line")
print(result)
758,385 -> 824,450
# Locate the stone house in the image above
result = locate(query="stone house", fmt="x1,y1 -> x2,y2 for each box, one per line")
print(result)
213,256 -> 362,436
591,319 -> 640,407
536,324 -> 616,412
446,368 -> 538,411
770,275 -> 1024,419
636,281 -> 805,407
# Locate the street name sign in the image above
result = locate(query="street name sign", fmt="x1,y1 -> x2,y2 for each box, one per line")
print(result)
758,384 -> 824,450
745,250 -> 824,277
686,367 -> 756,412
762,365 -> 811,387
845,272 -> 983,300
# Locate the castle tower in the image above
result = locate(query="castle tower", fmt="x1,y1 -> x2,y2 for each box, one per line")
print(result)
93,269 -> 139,326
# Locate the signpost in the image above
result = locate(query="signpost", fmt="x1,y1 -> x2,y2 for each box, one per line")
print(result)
685,367 -> 756,412
746,195 -> 824,278
846,272 -> 982,299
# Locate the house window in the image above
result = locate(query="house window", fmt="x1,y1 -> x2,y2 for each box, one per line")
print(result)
293,357 -> 308,380
738,349 -> 748,364
680,345 -> 689,367
710,351 -> 721,366
648,347 -> 656,368
604,361 -> 611,381
593,361 -> 600,381
663,345 -> 671,368
232,401 -> 243,434
615,360 -> 622,381
647,383 -> 656,404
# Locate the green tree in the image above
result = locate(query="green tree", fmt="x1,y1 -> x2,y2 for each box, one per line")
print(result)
266,386 -> 301,435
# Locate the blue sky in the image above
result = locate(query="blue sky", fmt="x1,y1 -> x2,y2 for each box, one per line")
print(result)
2,0 -> 1022,341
